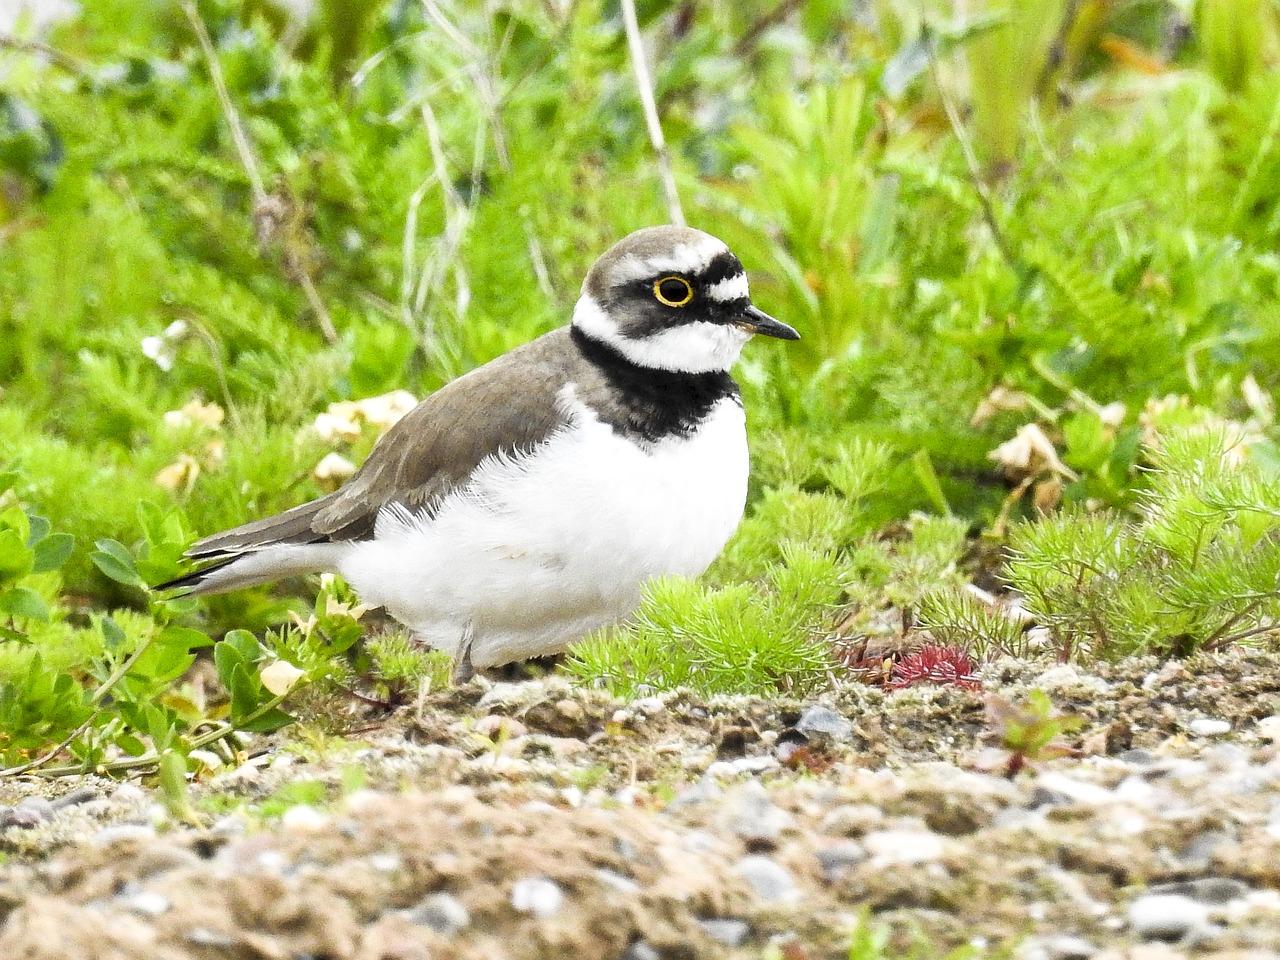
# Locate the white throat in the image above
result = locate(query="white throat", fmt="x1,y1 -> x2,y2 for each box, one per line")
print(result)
571,295 -> 751,374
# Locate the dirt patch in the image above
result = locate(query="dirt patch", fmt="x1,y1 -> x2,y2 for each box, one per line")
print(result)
2,648 -> 1280,958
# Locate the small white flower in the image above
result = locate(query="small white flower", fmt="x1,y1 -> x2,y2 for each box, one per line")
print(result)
140,335 -> 175,372
259,659 -> 305,696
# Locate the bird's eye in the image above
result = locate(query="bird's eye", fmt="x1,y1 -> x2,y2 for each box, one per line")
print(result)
654,276 -> 694,307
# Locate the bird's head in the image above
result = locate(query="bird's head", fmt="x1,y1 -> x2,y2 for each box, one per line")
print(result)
572,225 -> 799,374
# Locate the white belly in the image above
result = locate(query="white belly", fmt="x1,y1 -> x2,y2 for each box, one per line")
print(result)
337,397 -> 748,668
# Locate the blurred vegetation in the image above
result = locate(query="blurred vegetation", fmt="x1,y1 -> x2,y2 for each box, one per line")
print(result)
4,0 -> 1280,768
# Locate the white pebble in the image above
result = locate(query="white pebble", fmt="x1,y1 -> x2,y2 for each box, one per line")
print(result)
1188,718 -> 1231,737
281,805 -> 330,831
1128,893 -> 1210,940
1255,715 -> 1280,741
734,855 -> 800,904
511,875 -> 565,918
863,829 -> 944,866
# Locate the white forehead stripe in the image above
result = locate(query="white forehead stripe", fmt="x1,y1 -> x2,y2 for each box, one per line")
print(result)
705,273 -> 749,303
610,236 -> 730,284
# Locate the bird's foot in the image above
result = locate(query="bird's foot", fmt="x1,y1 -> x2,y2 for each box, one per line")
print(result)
450,622 -> 476,686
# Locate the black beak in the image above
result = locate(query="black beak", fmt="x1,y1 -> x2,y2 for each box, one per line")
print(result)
738,304 -> 800,341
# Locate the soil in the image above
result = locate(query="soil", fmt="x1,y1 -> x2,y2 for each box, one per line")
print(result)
3,648 -> 1280,959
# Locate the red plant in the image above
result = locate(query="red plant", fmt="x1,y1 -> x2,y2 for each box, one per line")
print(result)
887,643 -> 982,691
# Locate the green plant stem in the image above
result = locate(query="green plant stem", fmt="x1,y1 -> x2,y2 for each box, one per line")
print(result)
924,25 -> 1019,272
24,690 -> 291,779
0,634 -> 155,778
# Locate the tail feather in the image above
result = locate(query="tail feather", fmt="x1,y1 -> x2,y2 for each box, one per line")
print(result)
154,542 -> 345,597
188,493 -> 350,559
156,494 -> 351,597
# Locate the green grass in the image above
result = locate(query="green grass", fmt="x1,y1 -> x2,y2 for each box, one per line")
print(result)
3,0 -> 1280,770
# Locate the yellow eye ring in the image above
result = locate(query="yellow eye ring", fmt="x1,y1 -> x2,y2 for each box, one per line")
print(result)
654,276 -> 694,307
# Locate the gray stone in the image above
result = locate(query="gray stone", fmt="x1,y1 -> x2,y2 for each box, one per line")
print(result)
1117,749 -> 1157,766
1173,832 -> 1234,871
815,841 -> 867,882
1127,892 -> 1211,941
1019,934 -> 1098,960
406,892 -> 470,936
511,875 -> 565,918
621,941 -> 661,960
795,705 -> 853,741
50,787 -> 100,810
1152,877 -> 1249,905
698,918 -> 750,947
0,806 -> 44,830
734,855 -> 799,904
725,781 -> 792,845
15,796 -> 54,820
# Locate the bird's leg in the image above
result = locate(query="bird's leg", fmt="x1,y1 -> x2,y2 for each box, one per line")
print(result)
451,620 -> 476,685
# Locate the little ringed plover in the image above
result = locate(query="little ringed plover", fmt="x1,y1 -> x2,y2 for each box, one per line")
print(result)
158,225 -> 800,679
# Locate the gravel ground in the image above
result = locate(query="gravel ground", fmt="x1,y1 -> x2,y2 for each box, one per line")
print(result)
3,649 -> 1280,959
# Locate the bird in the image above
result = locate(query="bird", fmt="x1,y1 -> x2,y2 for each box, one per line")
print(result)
157,225 -> 800,681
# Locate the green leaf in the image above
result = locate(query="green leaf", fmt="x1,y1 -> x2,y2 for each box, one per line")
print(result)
238,705 -> 295,733
213,635 -> 249,691
158,624 -> 216,650
31,533 -> 74,573
0,586 -> 50,622
225,662 -> 263,721
25,514 -> 50,546
0,528 -> 34,581
911,449 -> 952,516
90,539 -> 144,588
100,615 -> 128,651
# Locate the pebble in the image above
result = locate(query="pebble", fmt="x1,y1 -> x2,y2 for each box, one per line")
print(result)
369,853 -> 401,874
122,889 -> 172,917
185,927 -> 236,948
405,892 -> 470,935
815,841 -> 867,882
669,776 -> 722,809
705,755 -> 779,778
795,705 -> 853,741
510,875 -> 565,918
724,781 -> 792,845
621,941 -> 661,960
1032,772 -> 1114,807
90,824 -> 157,845
474,714 -> 528,739
1150,878 -> 1248,905
1172,832 -> 1233,871
50,787 -> 99,810
734,855 -> 799,904
1256,715 -> 1280,741
820,803 -> 885,837
863,829 -> 944,866
1127,893 -> 1211,942
1187,717 -> 1231,737
1118,749 -> 1158,766
595,869 -> 641,893
0,806 -> 45,830
1034,664 -> 1110,694
1019,934 -> 1098,960
280,805 -> 330,832
631,696 -> 666,716
698,918 -> 751,947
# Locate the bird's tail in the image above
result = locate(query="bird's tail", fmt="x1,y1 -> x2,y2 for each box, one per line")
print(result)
154,496 -> 346,597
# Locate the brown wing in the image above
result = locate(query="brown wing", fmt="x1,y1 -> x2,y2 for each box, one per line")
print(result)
187,329 -> 573,557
